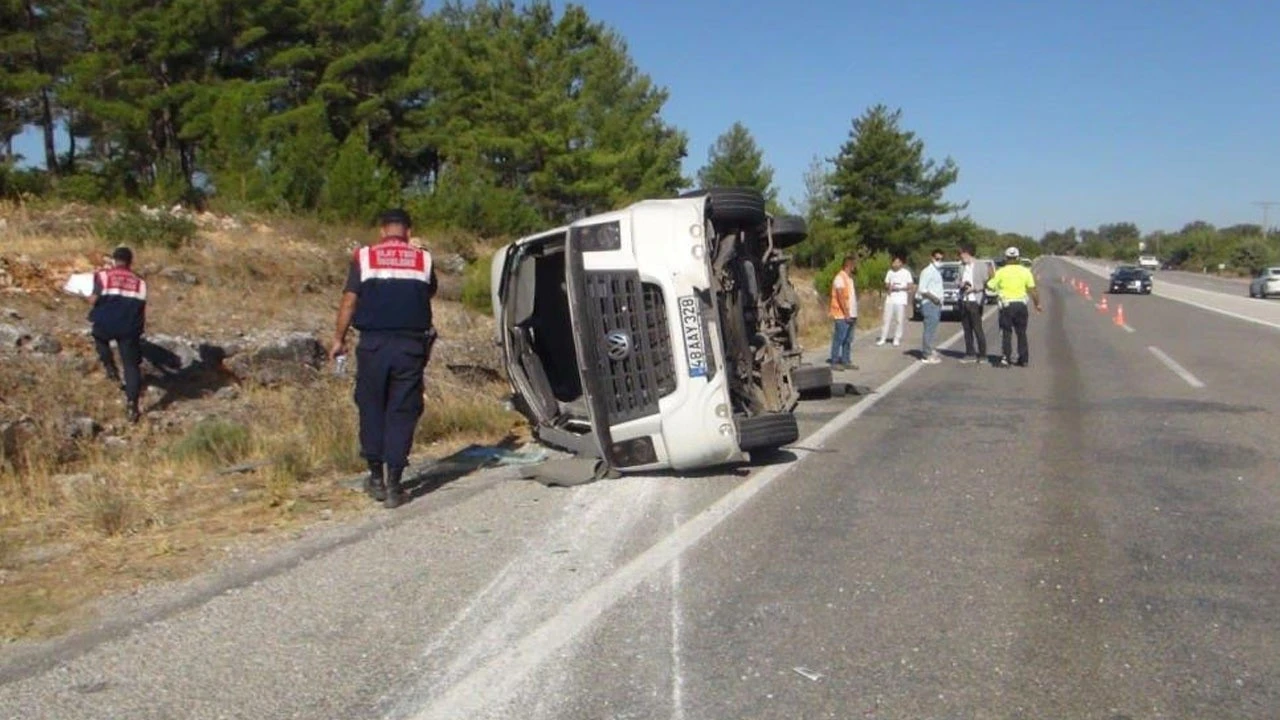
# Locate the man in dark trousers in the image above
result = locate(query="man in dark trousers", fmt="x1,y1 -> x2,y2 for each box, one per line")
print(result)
88,246 -> 147,422
957,244 -> 989,364
329,209 -> 437,509
985,247 -> 1042,367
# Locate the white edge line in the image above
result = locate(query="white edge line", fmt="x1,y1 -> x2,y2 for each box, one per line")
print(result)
1148,346 -> 1206,389
1121,324 -> 1136,334
1151,291 -> 1280,332
405,320 -> 987,720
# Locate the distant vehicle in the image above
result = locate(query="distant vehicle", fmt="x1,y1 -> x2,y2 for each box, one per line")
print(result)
1249,267 -> 1280,299
1138,255 -> 1160,270
1109,266 -> 1153,295
913,261 -> 962,320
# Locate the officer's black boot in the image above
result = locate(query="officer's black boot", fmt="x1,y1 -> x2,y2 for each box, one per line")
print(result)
384,466 -> 405,510
126,401 -> 141,424
363,461 -> 386,502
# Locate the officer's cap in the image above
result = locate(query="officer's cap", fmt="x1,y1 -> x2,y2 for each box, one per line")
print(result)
111,246 -> 134,264
378,208 -> 412,228
1004,246 -> 1020,259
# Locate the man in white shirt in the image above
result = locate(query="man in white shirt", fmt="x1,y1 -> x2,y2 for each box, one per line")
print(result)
876,255 -> 914,347
916,248 -> 946,364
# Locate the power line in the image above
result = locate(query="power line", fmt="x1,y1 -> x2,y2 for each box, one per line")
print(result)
1254,201 -> 1279,240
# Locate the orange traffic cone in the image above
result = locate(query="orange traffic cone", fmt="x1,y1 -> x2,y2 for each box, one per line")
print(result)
1114,304 -> 1125,326
1097,295 -> 1108,313
1084,285 -> 1092,299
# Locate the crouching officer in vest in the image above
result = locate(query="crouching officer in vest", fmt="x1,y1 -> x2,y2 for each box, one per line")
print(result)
88,246 -> 148,423
329,209 -> 437,509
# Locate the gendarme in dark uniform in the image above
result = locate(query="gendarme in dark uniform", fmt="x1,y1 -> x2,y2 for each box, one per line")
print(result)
329,209 -> 437,509
89,246 -> 148,423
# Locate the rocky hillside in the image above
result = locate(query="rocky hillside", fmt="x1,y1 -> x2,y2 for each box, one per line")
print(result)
0,204 -> 518,640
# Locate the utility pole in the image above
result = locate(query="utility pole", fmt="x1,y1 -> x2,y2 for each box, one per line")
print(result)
1254,201 -> 1279,240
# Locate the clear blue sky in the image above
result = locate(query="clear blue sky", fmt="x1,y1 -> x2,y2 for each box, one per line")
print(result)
15,0 -> 1280,238
579,0 -> 1280,237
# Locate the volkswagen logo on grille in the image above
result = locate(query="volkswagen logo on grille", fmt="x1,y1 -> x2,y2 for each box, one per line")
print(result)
605,330 -> 633,361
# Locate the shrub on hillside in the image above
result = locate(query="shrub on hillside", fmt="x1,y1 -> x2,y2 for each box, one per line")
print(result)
0,164 -> 51,200
169,418 -> 251,466
408,164 -> 543,238
460,260 -> 492,313
98,211 -> 198,250
53,173 -> 110,204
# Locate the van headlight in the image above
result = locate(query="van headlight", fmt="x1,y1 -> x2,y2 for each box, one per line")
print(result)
609,437 -> 658,468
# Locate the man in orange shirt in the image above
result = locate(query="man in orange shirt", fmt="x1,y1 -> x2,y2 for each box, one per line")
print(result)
827,254 -> 858,371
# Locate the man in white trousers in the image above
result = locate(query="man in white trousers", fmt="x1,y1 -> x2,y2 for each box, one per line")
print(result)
876,255 -> 914,346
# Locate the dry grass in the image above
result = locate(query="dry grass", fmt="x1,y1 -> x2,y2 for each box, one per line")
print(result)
0,205 -> 520,641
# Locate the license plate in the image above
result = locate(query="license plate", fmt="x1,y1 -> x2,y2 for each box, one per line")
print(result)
678,295 -> 707,378
942,304 -> 954,313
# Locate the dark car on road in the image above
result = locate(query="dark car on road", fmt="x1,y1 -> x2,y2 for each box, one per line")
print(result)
1109,265 -> 1153,295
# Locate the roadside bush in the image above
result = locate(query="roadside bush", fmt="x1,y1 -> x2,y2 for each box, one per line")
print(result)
169,418 -> 251,466
98,211 -> 198,250
0,165 -> 51,200
1230,239 -> 1274,274
53,173 -> 110,204
460,260 -> 492,313
408,164 -> 543,238
855,251 -> 891,294
814,250 -> 890,300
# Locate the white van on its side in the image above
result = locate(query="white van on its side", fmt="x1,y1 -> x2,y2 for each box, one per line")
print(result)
490,188 -> 809,473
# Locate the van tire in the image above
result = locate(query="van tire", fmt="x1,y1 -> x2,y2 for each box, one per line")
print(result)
736,412 -> 799,451
770,214 -> 808,249
684,187 -> 767,228
793,364 -> 833,393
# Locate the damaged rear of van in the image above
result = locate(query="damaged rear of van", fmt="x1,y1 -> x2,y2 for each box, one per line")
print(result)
490,188 -> 807,473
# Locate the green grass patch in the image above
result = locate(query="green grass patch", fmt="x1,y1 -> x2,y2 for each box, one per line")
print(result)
169,419 -> 251,466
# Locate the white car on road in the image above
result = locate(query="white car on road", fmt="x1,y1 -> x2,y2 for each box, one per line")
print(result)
1138,255 -> 1160,271
1249,267 -> 1280,299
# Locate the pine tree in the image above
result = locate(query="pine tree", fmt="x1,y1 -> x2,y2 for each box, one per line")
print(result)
321,127 -> 399,223
695,121 -> 776,204
829,105 -> 963,256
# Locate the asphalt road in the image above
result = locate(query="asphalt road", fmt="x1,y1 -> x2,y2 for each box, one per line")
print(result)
1068,257 -> 1280,330
1,258 -> 1277,719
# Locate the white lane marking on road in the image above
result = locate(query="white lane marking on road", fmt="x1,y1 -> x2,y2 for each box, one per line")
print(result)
1063,258 -> 1280,332
1149,291 -> 1280,332
403,322 -> 983,720
669,514 -> 685,720
1121,324 -> 1136,334
1148,346 -> 1206,389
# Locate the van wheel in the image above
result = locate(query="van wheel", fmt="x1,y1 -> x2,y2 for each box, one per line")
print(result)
683,187 -> 767,229
770,215 -> 808,249
792,364 -> 833,394
736,412 -> 799,451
